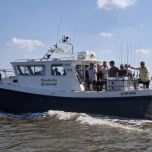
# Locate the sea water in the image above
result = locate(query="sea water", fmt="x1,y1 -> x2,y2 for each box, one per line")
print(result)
0,110 -> 152,152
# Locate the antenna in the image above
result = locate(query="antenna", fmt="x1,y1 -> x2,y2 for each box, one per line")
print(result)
126,43 -> 129,64
137,43 -> 141,78
115,46 -> 118,65
133,43 -> 137,78
120,45 -> 123,64
56,16 -> 62,44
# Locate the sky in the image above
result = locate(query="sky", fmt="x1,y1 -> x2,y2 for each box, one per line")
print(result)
0,0 -> 152,73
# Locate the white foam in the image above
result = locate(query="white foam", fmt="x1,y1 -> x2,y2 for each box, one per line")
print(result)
76,114 -> 144,131
46,110 -> 150,132
48,110 -> 80,120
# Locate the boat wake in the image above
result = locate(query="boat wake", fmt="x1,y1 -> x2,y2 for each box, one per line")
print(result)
0,110 -> 152,132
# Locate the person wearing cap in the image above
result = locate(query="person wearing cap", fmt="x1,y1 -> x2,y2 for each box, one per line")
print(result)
118,64 -> 127,77
108,60 -> 119,77
128,61 -> 150,89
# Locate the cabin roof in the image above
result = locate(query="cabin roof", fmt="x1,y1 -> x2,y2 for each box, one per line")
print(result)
11,57 -> 102,67
11,59 -> 74,65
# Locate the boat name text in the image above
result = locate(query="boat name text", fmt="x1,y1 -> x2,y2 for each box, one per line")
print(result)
121,91 -> 136,96
41,78 -> 57,86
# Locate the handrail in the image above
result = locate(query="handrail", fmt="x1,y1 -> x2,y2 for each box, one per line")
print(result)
83,78 -> 151,91
14,57 -> 74,62
15,59 -> 42,62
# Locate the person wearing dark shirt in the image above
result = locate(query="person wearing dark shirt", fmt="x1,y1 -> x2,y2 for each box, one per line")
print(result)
54,67 -> 61,75
108,60 -> 119,77
96,64 -> 103,91
118,64 -> 127,77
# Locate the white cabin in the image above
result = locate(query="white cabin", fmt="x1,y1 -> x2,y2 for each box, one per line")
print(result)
9,59 -> 85,92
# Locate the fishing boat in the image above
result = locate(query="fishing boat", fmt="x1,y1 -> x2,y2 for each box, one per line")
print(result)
0,36 -> 152,119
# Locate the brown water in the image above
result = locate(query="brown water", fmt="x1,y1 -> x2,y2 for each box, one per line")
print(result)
0,111 -> 152,152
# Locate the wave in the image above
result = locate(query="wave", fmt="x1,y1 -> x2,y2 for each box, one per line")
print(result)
0,110 -> 152,132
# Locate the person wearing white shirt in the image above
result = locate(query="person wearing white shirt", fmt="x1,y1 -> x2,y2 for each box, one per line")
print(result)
87,63 -> 97,91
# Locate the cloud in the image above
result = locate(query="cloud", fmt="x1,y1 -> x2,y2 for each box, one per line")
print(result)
139,24 -> 144,28
11,37 -> 44,52
127,26 -> 132,30
126,24 -> 144,31
99,32 -> 114,37
136,48 -> 151,55
97,0 -> 137,10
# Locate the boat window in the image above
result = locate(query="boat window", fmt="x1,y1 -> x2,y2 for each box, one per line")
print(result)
51,64 -> 66,76
16,65 -> 45,76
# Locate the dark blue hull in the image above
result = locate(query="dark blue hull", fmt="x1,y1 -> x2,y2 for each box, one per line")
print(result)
0,88 -> 152,119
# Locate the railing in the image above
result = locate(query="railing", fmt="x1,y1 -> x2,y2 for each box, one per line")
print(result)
15,59 -> 42,62
14,57 -> 73,62
83,78 -> 151,91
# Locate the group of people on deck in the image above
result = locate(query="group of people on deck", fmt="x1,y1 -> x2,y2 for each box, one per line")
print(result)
85,60 -> 150,91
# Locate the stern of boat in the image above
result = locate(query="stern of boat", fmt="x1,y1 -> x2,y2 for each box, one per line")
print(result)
145,88 -> 152,119
145,96 -> 152,119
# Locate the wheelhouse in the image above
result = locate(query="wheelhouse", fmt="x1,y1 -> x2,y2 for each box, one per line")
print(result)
10,59 -> 85,92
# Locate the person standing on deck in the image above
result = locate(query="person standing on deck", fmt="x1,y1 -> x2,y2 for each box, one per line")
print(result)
101,61 -> 109,90
128,61 -> 150,89
87,62 -> 97,91
118,64 -> 127,77
108,60 -> 119,77
96,64 -> 103,91
125,64 -> 133,79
